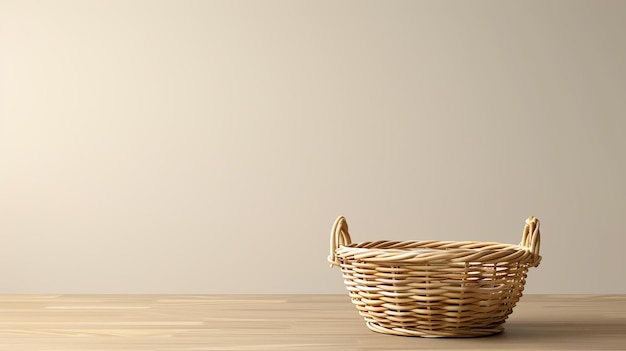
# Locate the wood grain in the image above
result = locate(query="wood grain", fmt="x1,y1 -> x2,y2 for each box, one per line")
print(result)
0,295 -> 623,350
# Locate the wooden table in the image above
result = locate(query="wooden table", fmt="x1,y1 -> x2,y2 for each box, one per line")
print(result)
0,295 -> 624,350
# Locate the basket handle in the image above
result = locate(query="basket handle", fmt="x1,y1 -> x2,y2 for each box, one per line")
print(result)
328,216 -> 352,267
520,216 -> 541,266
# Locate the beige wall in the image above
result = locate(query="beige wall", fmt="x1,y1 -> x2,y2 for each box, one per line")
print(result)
1,0 -> 624,294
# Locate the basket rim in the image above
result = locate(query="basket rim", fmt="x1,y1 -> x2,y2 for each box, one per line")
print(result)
336,239 -> 540,265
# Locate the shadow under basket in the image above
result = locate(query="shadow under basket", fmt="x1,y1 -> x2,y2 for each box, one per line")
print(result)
328,216 -> 542,338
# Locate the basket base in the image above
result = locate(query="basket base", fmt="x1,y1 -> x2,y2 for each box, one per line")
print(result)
366,321 -> 504,338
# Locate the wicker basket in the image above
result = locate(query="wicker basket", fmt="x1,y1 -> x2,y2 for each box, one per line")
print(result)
328,216 -> 541,337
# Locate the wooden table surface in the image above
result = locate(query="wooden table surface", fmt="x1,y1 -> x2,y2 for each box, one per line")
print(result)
0,295 -> 624,350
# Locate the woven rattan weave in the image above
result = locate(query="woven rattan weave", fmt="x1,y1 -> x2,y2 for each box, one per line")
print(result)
328,216 -> 542,337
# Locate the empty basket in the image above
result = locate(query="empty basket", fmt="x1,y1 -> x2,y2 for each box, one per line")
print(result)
328,216 -> 542,337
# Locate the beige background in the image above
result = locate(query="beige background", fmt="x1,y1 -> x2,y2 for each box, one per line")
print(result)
1,0 -> 624,294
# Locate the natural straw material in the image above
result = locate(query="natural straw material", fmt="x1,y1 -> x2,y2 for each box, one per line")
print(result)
328,216 -> 541,337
